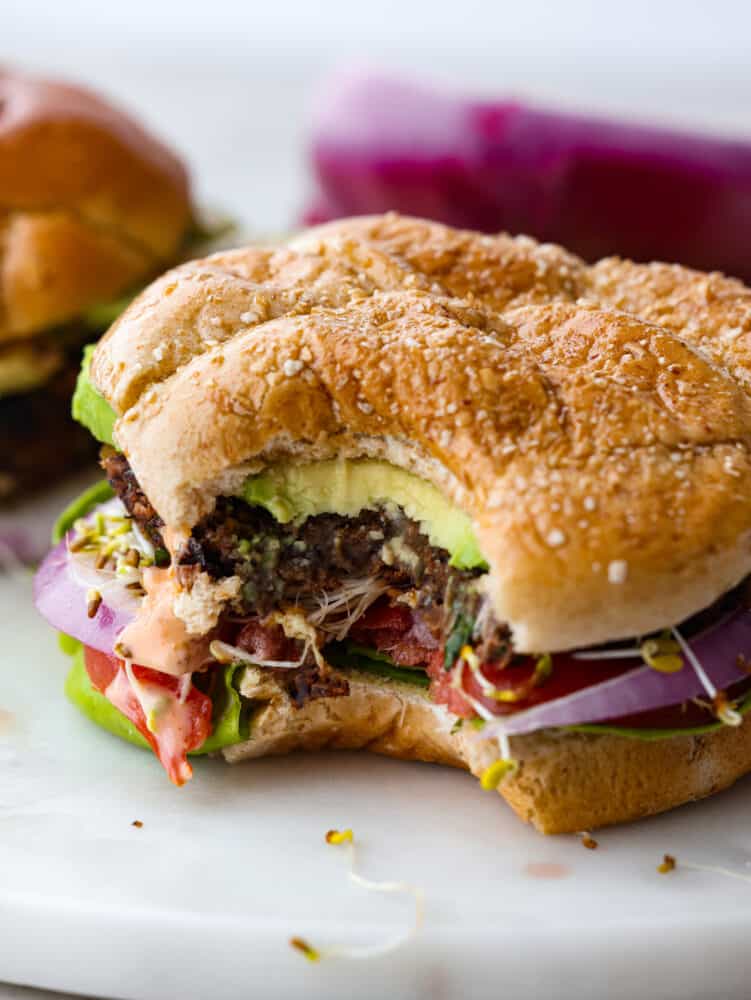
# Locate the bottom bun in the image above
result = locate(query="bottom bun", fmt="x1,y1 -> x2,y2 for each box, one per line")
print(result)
222,671 -> 751,834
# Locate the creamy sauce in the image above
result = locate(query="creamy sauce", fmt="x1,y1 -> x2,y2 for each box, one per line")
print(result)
117,568 -> 208,676
162,525 -> 189,559
104,661 -> 193,785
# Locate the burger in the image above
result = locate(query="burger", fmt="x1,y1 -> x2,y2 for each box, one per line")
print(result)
34,214 -> 751,833
0,67 -> 192,500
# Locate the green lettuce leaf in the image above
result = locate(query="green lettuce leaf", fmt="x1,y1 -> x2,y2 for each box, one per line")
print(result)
196,662 -> 252,753
565,689 -> 751,741
324,641 -> 430,687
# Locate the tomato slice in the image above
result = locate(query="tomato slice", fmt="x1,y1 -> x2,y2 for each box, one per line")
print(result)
426,650 -> 636,718
83,646 -> 213,785
353,601 -> 748,731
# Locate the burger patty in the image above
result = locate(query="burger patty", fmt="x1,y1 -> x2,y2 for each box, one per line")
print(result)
102,452 -> 508,708
177,495 -> 482,614
101,448 -> 165,546
103,450 -> 483,620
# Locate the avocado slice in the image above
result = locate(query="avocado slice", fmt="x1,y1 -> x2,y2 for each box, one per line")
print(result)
243,459 -> 487,570
71,344 -> 117,446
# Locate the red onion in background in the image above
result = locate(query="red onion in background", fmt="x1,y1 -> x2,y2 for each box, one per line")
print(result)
304,71 -> 751,282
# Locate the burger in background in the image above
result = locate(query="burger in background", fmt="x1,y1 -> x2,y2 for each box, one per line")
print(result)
0,67 -> 193,502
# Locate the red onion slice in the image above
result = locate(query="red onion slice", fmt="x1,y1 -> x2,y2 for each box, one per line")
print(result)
33,535 -> 138,653
481,611 -> 751,738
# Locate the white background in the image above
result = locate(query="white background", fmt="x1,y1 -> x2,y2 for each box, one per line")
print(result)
3,3 -> 751,997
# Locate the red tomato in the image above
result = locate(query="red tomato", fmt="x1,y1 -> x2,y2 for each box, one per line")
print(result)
83,646 -> 213,785
354,601 -> 748,730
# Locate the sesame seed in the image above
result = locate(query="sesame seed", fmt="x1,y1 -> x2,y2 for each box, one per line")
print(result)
282,359 -> 304,377
725,459 -> 741,478
583,496 -> 596,512
546,529 -> 566,548
607,560 -> 628,584
240,311 -> 255,324
357,400 -> 374,415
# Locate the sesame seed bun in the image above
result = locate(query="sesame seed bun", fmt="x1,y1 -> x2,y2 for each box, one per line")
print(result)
0,68 -> 192,340
92,214 -> 751,654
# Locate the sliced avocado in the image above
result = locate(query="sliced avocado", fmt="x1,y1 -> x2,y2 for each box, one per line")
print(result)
242,459 -> 486,570
52,479 -> 114,543
63,646 -> 251,754
71,344 -> 117,446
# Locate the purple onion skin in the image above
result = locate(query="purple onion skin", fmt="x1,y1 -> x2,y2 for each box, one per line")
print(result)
33,537 -> 133,654
306,74 -> 751,282
492,609 -> 751,738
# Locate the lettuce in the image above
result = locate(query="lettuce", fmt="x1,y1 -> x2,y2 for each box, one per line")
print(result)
324,641 -> 430,687
565,690 -> 751,741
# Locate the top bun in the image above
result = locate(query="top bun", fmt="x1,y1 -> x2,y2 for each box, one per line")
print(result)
0,68 -> 192,341
92,214 -> 751,653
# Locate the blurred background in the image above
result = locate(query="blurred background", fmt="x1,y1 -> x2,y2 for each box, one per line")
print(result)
6,0 -> 751,232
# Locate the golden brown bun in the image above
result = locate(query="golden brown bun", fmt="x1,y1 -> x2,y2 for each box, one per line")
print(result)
223,672 -> 751,834
93,214 -> 751,653
0,68 -> 192,340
